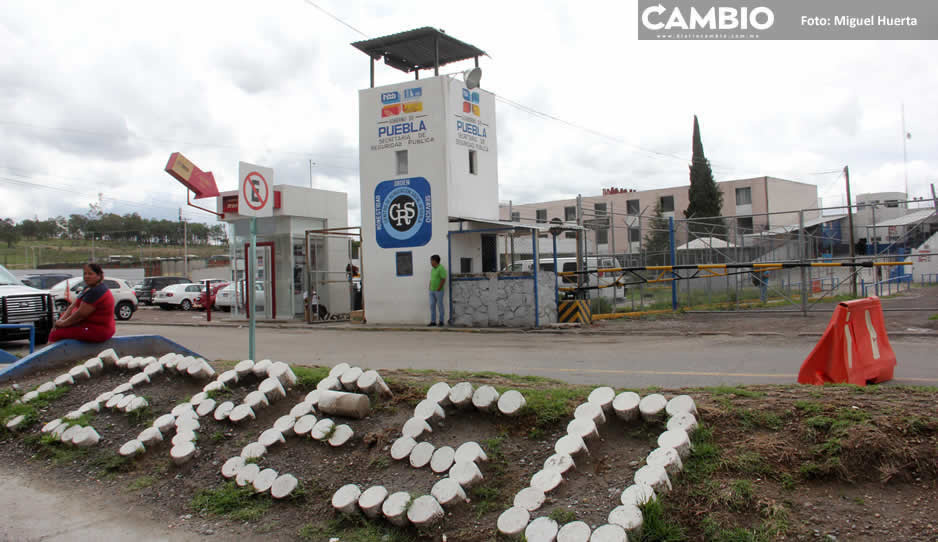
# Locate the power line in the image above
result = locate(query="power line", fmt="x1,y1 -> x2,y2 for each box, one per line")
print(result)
300,0 -> 368,38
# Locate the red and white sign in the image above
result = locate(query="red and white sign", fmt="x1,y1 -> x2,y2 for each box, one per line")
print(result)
238,162 -> 274,217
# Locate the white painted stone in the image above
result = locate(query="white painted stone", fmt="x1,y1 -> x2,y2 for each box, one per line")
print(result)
116,355 -> 133,369
51,424 -> 67,440
666,412 -> 699,434
222,456 -> 245,479
574,402 -> 606,426
357,370 -> 393,398
61,425 -> 83,444
414,400 -> 445,423
613,392 -> 641,422
426,382 -> 452,406
228,404 -> 256,423
525,516 -> 559,542
95,391 -> 114,404
116,394 -> 136,411
36,382 -> 56,394
259,377 -> 286,401
409,441 -> 435,469
647,446 -> 683,477
304,390 -> 321,406
589,524 -> 627,542
54,374 -> 74,387
567,418 -> 600,441
666,395 -> 698,418
174,356 -> 193,373
143,363 -> 163,378
244,391 -> 270,410
268,362 -> 296,387
455,441 -> 488,463
126,396 -> 148,412
310,418 -> 335,441
289,401 -> 314,419
274,415 -> 296,435
241,442 -> 267,459
73,427 -> 100,447
271,473 -> 298,499
634,464 -> 672,495
236,463 -> 260,487
234,359 -> 255,377
448,382 -> 474,408
498,390 -> 527,416
401,417 -> 432,439
588,387 -> 616,412
112,383 -> 133,395
657,429 -> 692,459
127,357 -> 143,371
253,468 -> 278,493
316,376 -> 342,391
513,486 -> 546,511
196,399 -> 216,417
358,485 -> 389,518
608,504 -> 643,536
332,484 -> 362,515
557,521 -> 592,542
98,348 -> 119,366
161,353 -> 180,371
390,437 -> 417,460
639,394 -> 668,422
5,415 -> 26,431
430,446 -> 456,474
217,370 -> 238,387
64,410 -> 82,420
328,424 -> 353,447
171,403 -> 195,417
129,373 -> 150,387
620,483 -> 656,507
153,414 -> 176,434
431,478 -> 466,507
83,358 -> 104,375
41,419 -> 63,434
555,434 -> 589,457
251,359 -> 272,378
382,491 -> 411,527
339,366 -> 363,391
329,362 -> 351,379
318,390 -> 371,419
406,495 -> 444,527
293,414 -> 317,436
259,428 -> 286,448
78,401 -> 101,414
175,416 -> 200,432
198,360 -> 216,379
69,366 -> 92,381
187,359 -> 209,379
497,506 -> 530,537
544,453 -> 576,475
189,392 -> 208,406
138,427 -> 163,445
172,430 -> 197,447
21,390 -> 39,403
449,461 -> 483,487
531,469 -> 564,493
119,439 -> 145,456
214,401 -> 235,421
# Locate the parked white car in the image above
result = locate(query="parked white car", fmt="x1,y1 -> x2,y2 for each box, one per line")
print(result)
214,281 -> 265,312
47,277 -> 139,321
154,283 -> 205,311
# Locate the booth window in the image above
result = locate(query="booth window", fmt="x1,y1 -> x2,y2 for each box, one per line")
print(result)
395,150 -> 408,175
511,211 -> 520,222
460,257 -> 472,273
395,251 -> 413,276
536,209 -> 547,223
468,150 -> 477,175
564,206 -> 576,221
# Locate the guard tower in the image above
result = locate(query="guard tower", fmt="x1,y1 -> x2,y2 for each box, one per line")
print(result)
354,28 -> 500,324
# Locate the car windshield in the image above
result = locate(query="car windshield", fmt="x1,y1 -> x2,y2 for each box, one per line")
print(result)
0,266 -> 22,286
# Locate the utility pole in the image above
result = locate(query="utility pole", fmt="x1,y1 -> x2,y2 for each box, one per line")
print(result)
902,103 -> 909,199
844,166 -> 857,297
309,160 -> 314,188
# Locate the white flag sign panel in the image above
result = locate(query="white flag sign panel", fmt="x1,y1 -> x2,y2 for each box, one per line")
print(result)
238,161 -> 274,217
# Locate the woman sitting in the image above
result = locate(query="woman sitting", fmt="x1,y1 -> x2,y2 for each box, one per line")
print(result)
50,263 -> 116,343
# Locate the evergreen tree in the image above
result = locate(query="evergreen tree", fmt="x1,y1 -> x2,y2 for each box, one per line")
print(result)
684,115 -> 725,239
643,202 -> 672,266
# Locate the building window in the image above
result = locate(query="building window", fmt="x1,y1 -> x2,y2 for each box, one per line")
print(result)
510,211 -> 520,222
468,150 -> 477,175
536,209 -> 547,223
737,217 -> 754,234
395,251 -> 413,276
885,200 -> 899,208
628,227 -> 641,242
596,229 -> 608,245
564,206 -> 576,222
626,199 -> 640,215
659,196 -> 674,212
460,257 -> 472,273
565,231 -> 577,239
594,202 -> 607,216
736,187 -> 752,206
395,150 -> 408,175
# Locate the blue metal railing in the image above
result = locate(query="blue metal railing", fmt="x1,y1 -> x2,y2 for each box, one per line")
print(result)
862,274 -> 913,297
0,323 -> 35,354
921,273 -> 938,285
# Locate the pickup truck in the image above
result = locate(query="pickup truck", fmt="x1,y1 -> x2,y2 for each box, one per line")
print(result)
0,264 -> 54,345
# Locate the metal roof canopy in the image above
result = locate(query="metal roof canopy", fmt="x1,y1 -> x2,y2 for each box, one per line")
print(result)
352,27 -> 486,87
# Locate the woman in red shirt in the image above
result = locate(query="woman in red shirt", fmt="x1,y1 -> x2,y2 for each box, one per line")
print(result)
49,263 -> 116,343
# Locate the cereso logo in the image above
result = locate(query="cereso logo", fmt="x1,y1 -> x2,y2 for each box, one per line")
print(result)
641,3 -> 774,32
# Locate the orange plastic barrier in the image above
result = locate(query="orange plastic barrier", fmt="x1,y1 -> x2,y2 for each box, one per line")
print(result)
798,297 -> 896,386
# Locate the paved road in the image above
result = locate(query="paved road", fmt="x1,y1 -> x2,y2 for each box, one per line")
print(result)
118,324 -> 938,388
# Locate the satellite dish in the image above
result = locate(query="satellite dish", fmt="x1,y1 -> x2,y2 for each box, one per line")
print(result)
464,67 -> 482,89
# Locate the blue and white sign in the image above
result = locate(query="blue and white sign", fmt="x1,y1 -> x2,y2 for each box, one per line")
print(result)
375,177 -> 432,249
381,91 -> 401,104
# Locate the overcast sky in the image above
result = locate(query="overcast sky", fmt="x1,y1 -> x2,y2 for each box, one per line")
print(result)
1,0 -> 935,229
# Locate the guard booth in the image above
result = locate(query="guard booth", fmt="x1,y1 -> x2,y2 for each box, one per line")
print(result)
216,184 -> 350,320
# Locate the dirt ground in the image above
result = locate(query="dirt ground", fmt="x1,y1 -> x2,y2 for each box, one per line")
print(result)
1,361 -> 937,541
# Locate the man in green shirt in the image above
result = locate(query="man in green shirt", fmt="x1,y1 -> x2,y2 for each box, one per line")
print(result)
428,254 -> 447,326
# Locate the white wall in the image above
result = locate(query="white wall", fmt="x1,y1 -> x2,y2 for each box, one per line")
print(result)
445,77 -> 498,220
911,231 -> 938,277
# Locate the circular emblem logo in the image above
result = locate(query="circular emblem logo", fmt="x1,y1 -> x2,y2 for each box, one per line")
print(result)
380,186 -> 425,241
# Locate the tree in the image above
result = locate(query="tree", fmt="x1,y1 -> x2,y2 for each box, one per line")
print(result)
0,218 -> 19,248
684,115 -> 725,240
643,202 -> 672,266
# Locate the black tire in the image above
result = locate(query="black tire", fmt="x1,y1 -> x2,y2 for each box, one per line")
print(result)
34,329 -> 50,345
115,301 -> 134,321
181,299 -> 192,311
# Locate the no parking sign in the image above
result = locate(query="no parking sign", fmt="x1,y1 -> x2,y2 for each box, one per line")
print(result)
238,162 -> 274,217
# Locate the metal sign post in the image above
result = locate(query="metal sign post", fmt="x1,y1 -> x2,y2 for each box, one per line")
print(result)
238,161 -> 274,361
249,217 -> 256,361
